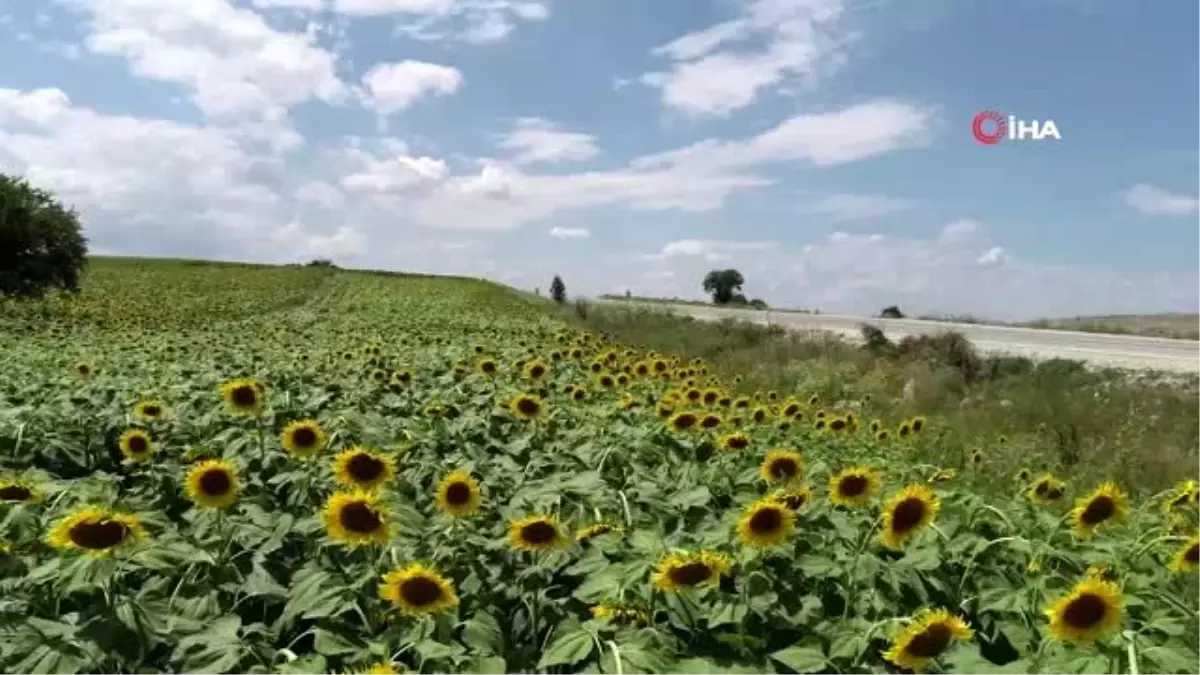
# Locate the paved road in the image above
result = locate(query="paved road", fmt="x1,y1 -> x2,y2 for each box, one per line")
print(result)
602,301 -> 1200,373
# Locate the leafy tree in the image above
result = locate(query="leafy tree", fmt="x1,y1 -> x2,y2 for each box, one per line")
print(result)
549,275 -> 567,304
702,269 -> 745,304
880,305 -> 905,319
0,174 -> 88,299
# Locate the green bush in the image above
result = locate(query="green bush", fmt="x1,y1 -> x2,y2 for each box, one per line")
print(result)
0,174 -> 88,299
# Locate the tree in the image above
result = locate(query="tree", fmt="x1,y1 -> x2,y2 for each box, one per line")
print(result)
702,269 -> 745,304
0,174 -> 88,299
549,275 -> 566,304
880,305 -> 905,319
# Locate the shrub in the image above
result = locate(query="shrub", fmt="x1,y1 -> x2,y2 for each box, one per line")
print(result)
880,305 -> 905,319
0,174 -> 88,299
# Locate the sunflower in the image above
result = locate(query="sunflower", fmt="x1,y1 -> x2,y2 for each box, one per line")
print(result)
508,515 -> 567,552
435,470 -> 482,517
779,400 -> 802,417
1163,479 -> 1199,511
280,419 -> 328,458
571,387 -> 587,402
1170,536 -> 1199,573
73,361 -> 94,377
184,460 -> 239,509
508,393 -> 544,420
667,411 -> 698,432
910,416 -> 927,434
333,447 -> 396,491
699,413 -> 722,429
813,419 -> 827,431
880,484 -> 941,550
322,490 -> 390,547
590,602 -> 650,626
651,550 -> 732,591
969,449 -> 984,466
0,478 -> 42,504
1015,468 -> 1032,483
737,497 -> 795,548
618,394 -> 639,411
1071,482 -> 1130,538
47,507 -> 147,556
1028,474 -> 1067,504
524,360 -> 548,380
875,430 -> 890,442
1044,578 -> 1124,645
760,450 -> 804,484
134,399 -> 166,422
576,522 -> 621,544
882,608 -> 973,673
220,378 -> 265,416
827,417 -> 848,433
656,403 -> 674,419
828,466 -> 880,508
476,358 -> 500,376
751,406 -> 770,424
897,422 -> 912,439
346,662 -> 404,675
378,563 -> 459,616
774,485 -> 813,511
118,428 -> 155,463
702,389 -> 721,405
720,433 -> 749,451
869,419 -> 881,434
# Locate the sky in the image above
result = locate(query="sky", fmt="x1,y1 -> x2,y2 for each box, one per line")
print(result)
0,0 -> 1196,320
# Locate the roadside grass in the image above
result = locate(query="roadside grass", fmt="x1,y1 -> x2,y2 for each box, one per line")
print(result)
574,302 -> 1200,494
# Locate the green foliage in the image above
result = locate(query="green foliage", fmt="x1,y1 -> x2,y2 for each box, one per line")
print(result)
550,275 -> 567,304
880,306 -> 905,319
0,174 -> 88,300
702,269 -> 745,305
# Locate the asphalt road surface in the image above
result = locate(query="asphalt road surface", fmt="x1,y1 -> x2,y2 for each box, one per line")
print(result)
603,301 -> 1200,374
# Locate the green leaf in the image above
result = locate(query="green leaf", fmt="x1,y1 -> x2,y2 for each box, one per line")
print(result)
669,485 -> 712,510
171,615 -> 243,674
538,624 -> 596,669
313,628 -> 361,656
414,639 -> 462,662
461,612 -> 503,653
770,645 -> 827,674
465,656 -> 507,673
1139,645 -> 1196,674
241,562 -> 287,599
707,600 -> 748,628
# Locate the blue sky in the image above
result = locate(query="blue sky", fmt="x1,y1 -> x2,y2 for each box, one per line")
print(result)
0,0 -> 1196,319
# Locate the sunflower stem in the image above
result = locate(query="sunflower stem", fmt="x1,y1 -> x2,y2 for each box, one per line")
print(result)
1123,631 -> 1140,675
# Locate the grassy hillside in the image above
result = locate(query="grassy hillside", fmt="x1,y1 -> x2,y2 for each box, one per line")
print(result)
0,258 -> 1196,675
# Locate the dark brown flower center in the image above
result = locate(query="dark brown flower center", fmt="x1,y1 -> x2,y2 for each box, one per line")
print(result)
890,498 -> 927,534
291,426 -> 318,448
399,576 -> 444,607
667,561 -> 713,586
529,365 -> 545,378
77,364 -> 91,375
347,453 -> 385,482
829,419 -> 846,431
783,404 -> 799,416
770,458 -> 798,479
1185,543 -> 1199,564
704,393 -> 718,404
142,405 -> 161,417
199,469 -> 232,496
700,415 -> 721,429
1080,496 -> 1115,525
686,390 -> 701,401
127,434 -> 149,454
1045,486 -> 1064,500
0,485 -> 32,501
444,481 -> 472,506
899,425 -> 911,437
340,502 -> 383,534
783,492 -> 809,509
726,436 -> 748,450
654,361 -> 667,373
912,419 -> 924,432
753,410 -> 766,422
481,361 -> 497,373
748,506 -> 783,534
599,376 -> 614,387
231,385 -> 258,407
69,519 -> 129,550
519,520 -> 558,544
516,397 -> 541,416
904,623 -> 953,658
672,414 -> 697,429
838,475 -> 868,497
1063,593 -> 1108,629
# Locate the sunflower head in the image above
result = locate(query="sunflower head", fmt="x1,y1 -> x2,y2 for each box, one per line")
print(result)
881,484 -> 941,550
720,433 -> 749,451
875,430 -> 890,442
436,470 -> 482,517
651,550 -> 731,591
699,413 -> 722,429
47,507 -> 148,556
508,515 -> 567,552
1170,536 -> 1199,573
882,608 -> 974,673
590,602 -> 650,626
118,428 -> 156,463
1015,468 -> 1032,483
477,358 -> 499,376
379,563 -> 459,616
346,661 -> 405,675
667,411 -> 698,432
322,490 -> 390,547
1028,474 -> 1067,504
281,419 -> 328,459
509,393 -> 544,420
73,361 -> 93,377
1164,479 -> 1199,512
333,447 -> 396,491
571,387 -> 587,402
576,522 -> 621,544
828,466 -> 880,508
1071,482 -> 1130,538
134,399 -> 166,421
869,419 -> 881,433
0,478 -> 42,504
1044,578 -> 1125,645
928,469 -> 956,484
220,378 -> 265,416
827,417 -> 848,432
910,416 -> 926,433
760,450 -> 804,484
737,497 -> 796,548
596,373 -> 616,389
774,485 -> 813,511
184,459 -> 239,509
897,421 -> 912,438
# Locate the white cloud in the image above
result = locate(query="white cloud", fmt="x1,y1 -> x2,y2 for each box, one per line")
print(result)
1121,183 -> 1200,217
655,239 -> 775,262
336,0 -> 549,44
497,118 -> 600,165
253,0 -> 325,9
359,60 -> 463,116
62,0 -> 347,121
801,192 -> 913,220
548,226 -> 590,239
642,0 -> 851,117
976,246 -> 1008,267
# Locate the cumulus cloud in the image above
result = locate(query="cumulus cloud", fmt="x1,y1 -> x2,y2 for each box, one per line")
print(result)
335,0 -> 549,44
548,226 -> 590,239
1121,183 -> 1200,217
642,0 -> 852,117
498,118 -> 600,165
359,60 -> 463,116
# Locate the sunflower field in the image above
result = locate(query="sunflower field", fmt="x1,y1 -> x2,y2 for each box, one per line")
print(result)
0,258 -> 1197,675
